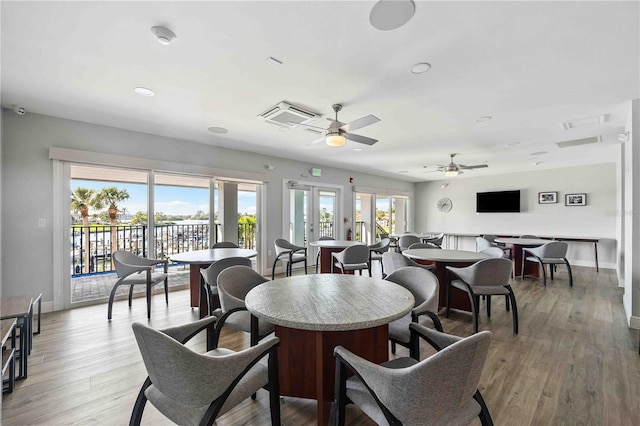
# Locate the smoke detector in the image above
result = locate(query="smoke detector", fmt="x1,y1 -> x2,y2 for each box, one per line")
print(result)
151,26 -> 177,45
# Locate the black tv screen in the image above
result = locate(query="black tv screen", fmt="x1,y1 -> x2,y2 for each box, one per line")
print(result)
476,190 -> 520,213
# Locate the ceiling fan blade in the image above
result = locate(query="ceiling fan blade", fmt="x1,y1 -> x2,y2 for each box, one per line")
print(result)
344,132 -> 378,146
459,164 -> 489,170
340,114 -> 381,132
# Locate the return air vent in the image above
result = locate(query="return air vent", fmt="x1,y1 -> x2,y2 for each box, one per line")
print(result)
556,136 -> 602,148
303,128 -> 323,135
561,114 -> 608,130
258,101 -> 321,127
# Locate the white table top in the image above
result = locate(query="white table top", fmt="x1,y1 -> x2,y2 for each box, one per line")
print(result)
245,274 -> 414,331
309,240 -> 365,248
494,238 -> 550,246
169,248 -> 257,265
403,248 -> 490,263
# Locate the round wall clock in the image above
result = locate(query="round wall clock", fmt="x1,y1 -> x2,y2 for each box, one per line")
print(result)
437,197 -> 453,213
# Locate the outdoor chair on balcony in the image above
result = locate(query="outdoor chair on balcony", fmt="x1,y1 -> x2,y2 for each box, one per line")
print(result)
271,238 -> 307,280
108,251 -> 168,320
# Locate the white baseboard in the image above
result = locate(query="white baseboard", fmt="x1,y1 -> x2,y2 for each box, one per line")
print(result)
567,259 -> 616,269
630,316 -> 640,330
41,300 -> 54,314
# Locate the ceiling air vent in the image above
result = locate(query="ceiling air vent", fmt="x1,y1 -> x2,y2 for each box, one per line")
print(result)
561,114 -> 608,130
258,101 -> 322,127
556,136 -> 602,148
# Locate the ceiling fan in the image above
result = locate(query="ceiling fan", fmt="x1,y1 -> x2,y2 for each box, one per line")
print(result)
425,153 -> 489,177
292,104 -> 380,147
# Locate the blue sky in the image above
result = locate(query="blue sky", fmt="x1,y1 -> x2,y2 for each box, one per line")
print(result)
71,180 -> 256,216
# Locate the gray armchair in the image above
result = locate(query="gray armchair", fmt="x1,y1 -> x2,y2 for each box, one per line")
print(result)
384,267 -> 443,358
108,250 -> 168,320
447,258 -> 518,334
271,238 -> 307,280
214,265 -> 275,348
130,317 -> 280,426
199,257 -> 252,317
382,252 -> 434,276
368,238 -> 391,276
334,323 -> 493,426
398,234 -> 420,252
332,244 -> 370,276
212,241 -> 239,248
522,241 -> 573,287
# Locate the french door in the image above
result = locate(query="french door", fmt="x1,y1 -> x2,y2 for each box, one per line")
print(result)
285,181 -> 341,272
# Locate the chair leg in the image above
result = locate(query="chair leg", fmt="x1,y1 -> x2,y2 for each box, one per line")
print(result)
107,283 -> 122,320
474,390 -> 494,426
507,286 -> 518,334
445,282 -> 452,318
271,258 -> 278,280
129,378 -> 151,426
469,292 -> 480,334
550,262 -> 554,280
540,260 -> 547,286
391,341 -> 396,354
268,349 -> 281,426
128,285 -> 134,307
521,254 -> 525,280
304,259 -> 308,275
505,295 -> 510,311
164,278 -> 169,304
486,296 -> 491,318
565,259 -> 573,287
335,358 -> 347,426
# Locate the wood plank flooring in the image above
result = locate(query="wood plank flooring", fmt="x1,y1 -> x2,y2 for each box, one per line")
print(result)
2,266 -> 639,425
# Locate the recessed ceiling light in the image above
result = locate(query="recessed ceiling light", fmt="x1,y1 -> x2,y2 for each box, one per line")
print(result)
398,170 -> 409,173
533,162 -> 542,166
151,26 -> 177,45
353,148 -> 363,152
278,126 -> 289,132
410,62 -> 431,74
208,127 -> 228,134
530,151 -> 548,156
134,87 -> 155,96
476,116 -> 492,123
370,0 -> 416,31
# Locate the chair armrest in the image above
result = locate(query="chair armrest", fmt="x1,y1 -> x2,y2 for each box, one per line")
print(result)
409,323 -> 461,351
117,262 -> 152,278
161,316 -> 217,345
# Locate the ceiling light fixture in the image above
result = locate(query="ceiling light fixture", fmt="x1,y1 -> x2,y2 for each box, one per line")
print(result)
476,116 -> 492,123
326,132 -> 346,147
208,127 -> 228,134
134,87 -> 155,96
370,0 -> 416,31
410,62 -> 431,74
444,169 -> 459,177
151,26 -> 177,45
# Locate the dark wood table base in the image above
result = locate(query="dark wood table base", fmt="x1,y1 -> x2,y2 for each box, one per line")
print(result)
275,324 -> 389,426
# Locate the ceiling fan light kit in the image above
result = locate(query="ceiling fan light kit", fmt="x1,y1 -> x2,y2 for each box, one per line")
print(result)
326,132 -> 346,147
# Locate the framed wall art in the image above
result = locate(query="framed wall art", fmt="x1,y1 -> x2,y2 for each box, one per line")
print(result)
565,193 -> 587,206
538,191 -> 558,204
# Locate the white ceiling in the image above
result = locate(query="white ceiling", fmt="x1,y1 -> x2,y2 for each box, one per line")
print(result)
2,1 -> 639,182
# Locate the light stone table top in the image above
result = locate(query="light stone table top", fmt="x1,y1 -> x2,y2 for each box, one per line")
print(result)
494,238 -> 550,246
245,274 -> 414,331
309,240 -> 365,248
169,248 -> 257,265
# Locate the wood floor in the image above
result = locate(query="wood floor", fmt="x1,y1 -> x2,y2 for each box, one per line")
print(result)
2,266 -> 639,425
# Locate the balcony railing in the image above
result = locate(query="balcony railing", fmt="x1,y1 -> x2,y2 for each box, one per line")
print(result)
71,222 -> 256,276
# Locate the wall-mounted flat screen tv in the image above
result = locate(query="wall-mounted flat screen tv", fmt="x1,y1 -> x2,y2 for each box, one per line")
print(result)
476,190 -> 521,213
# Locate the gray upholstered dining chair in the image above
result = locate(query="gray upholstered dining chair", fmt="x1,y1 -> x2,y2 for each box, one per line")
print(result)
212,241 -> 239,248
428,232 -> 445,248
381,252 -> 434,276
130,317 -> 281,426
520,234 -> 538,239
108,250 -> 168,320
334,323 -> 493,426
368,237 -> 391,276
476,236 -> 493,252
447,258 -> 518,334
522,241 -> 573,287
398,234 -> 420,252
384,267 -> 443,358
409,242 -> 440,249
271,238 -> 307,280
332,244 -> 370,276
482,234 -> 512,259
200,256 -> 252,316
315,236 -> 335,273
214,265 -> 275,348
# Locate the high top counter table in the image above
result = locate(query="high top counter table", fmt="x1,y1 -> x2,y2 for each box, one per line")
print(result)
494,237 -> 550,277
403,248 -> 490,312
246,274 -> 414,425
170,248 -> 257,312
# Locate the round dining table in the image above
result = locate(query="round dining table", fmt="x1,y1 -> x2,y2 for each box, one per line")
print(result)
309,239 -> 365,273
170,248 -> 257,311
246,274 -> 414,426
402,248 -> 490,312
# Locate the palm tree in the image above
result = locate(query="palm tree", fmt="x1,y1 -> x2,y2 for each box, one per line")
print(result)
97,186 -> 130,265
71,187 -> 103,273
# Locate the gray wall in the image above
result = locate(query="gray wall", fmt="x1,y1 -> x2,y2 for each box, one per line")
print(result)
414,163 -> 618,268
1,109 -> 414,303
